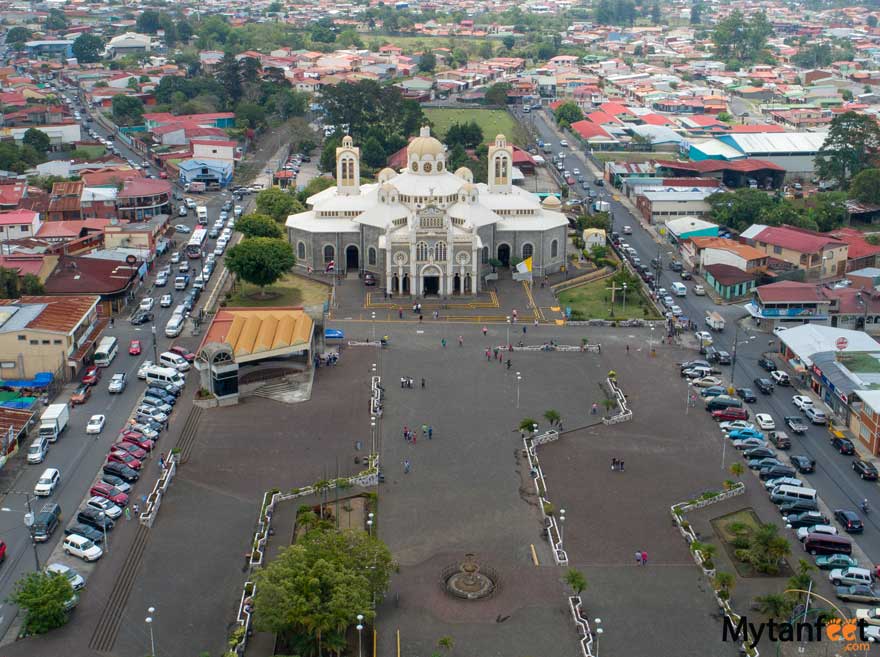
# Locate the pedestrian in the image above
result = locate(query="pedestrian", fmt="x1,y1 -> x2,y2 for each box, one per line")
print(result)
421,377 -> 426,389
626,344 -> 630,354
399,309 -> 403,319
619,459 -> 625,472
428,425 -> 433,439
159,456 -> 165,469
403,459 -> 411,473
506,359 -> 512,370
433,310 -> 439,320
413,303 -> 417,313
124,506 -> 131,521
408,377 -> 414,388
641,550 -> 647,566
419,314 -> 423,323
534,318 -> 538,327
133,504 -> 140,515
458,335 -> 463,346
422,424 -> 428,437
401,377 -> 406,388
523,325 -> 527,334
635,550 -> 642,566
482,326 -> 488,336
403,425 -> 408,440
109,317 -> 115,328
486,349 -> 491,361
591,403 -> 598,415
441,338 -> 447,348
612,458 -> 617,471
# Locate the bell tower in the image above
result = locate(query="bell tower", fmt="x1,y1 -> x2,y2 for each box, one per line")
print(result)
488,134 -> 512,194
336,135 -> 361,196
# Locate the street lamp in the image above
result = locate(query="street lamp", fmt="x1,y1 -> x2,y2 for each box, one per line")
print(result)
2,494 -> 40,571
516,372 -> 522,408
594,620 -> 603,657
622,283 -> 627,312
367,512 -> 374,537
151,324 -> 158,363
685,381 -> 693,415
649,325 -> 655,356
371,311 -> 376,340
145,609 -> 156,657
506,316 -> 511,346
729,326 -> 756,388
356,614 -> 364,657
559,508 -> 566,542
100,511 -> 109,554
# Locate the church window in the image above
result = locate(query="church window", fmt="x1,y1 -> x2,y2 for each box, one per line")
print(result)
437,161 -> 444,171
416,242 -> 428,261
297,241 -> 306,259
411,162 -> 419,172
424,162 -> 432,173
323,245 -> 335,263
368,247 -> 377,266
482,246 -> 489,264
551,239 -> 558,258
435,241 -> 447,261
522,243 -> 534,259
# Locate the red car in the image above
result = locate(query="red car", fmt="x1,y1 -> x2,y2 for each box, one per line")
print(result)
129,340 -> 142,356
106,451 -> 143,470
119,431 -> 155,452
712,407 -> 750,422
82,366 -> 101,386
89,482 -> 129,507
112,441 -> 147,460
0,540 -> 6,563
168,345 -> 195,362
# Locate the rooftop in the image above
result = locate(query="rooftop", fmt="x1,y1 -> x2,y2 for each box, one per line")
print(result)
201,307 -> 314,365
0,295 -> 98,334
756,280 -> 830,303
703,263 -> 757,286
748,225 -> 845,254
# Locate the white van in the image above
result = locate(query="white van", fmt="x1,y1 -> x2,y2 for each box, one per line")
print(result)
159,351 -> 190,372
27,436 -> 49,464
165,315 -> 185,338
144,365 -> 185,388
671,282 -> 687,297
770,484 -> 817,505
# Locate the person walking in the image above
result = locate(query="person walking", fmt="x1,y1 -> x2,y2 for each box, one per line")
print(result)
403,425 -> 409,440
133,504 -> 140,515
124,506 -> 131,521
458,335 -> 463,346
591,403 -> 598,415
626,344 -> 630,354
641,550 -> 648,566
441,338 -> 446,348
403,459 -> 411,474
619,459 -> 625,472
505,359 -> 512,370
419,314 -> 423,323
421,377 -> 426,389
482,326 -> 488,336
486,349 -> 491,361
612,458 -> 617,471
428,426 -> 433,440
398,309 -> 403,319
523,325 -> 527,334
635,551 -> 643,566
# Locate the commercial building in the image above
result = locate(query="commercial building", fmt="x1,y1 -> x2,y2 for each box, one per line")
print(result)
177,159 -> 234,189
635,189 -> 714,225
115,179 -> 171,222
740,224 -> 848,280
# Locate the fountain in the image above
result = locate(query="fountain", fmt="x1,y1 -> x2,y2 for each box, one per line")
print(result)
444,553 -> 497,600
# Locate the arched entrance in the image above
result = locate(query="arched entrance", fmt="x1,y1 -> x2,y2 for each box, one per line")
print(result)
453,273 -> 461,295
497,244 -> 511,266
391,274 -> 399,294
464,273 -> 472,294
421,265 -> 442,296
402,274 -> 410,294
345,245 -> 359,272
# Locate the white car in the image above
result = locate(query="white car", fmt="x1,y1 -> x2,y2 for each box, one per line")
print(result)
796,524 -> 837,541
755,413 -> 776,430
695,331 -> 713,345
108,373 -> 126,394
770,370 -> 791,386
693,376 -> 723,388
764,476 -> 803,491
792,395 -> 814,411
34,468 -> 60,496
721,420 -> 755,432
622,225 -> 633,234
185,198 -> 197,209
670,305 -> 683,317
693,284 -> 706,295
86,414 -> 106,434
139,298 -> 155,312
805,406 -> 828,425
137,360 -> 155,379
175,224 -> 192,234
171,252 -> 181,264
46,562 -> 85,591
63,535 -> 103,562
159,294 -> 173,308
178,206 -> 188,217
234,205 -> 243,216
559,139 -> 569,147
214,244 -> 225,256
86,495 -> 122,519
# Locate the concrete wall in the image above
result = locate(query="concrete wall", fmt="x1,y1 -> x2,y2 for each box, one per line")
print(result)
0,330 -> 71,379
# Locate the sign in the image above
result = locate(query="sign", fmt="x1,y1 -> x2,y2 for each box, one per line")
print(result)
836,337 -> 849,351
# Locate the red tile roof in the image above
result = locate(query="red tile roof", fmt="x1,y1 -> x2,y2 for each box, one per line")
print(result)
570,120 -> 613,140
44,256 -> 139,295
640,113 -> 676,126
704,264 -> 758,286
117,178 -> 171,198
0,210 -> 38,226
0,183 -> 26,206
0,295 -> 98,333
828,228 -> 880,261
756,280 -> 829,303
728,124 -> 786,133
752,225 -> 845,253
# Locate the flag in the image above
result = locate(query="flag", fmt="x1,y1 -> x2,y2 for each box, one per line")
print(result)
325,260 -> 335,273
516,257 -> 533,274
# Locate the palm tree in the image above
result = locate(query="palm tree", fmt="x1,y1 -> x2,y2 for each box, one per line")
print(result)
543,409 -> 561,427
787,559 -> 816,602
519,418 -> 539,434
602,398 -> 617,415
728,463 -> 744,480
714,571 -> 735,597
437,636 -> 454,652
564,568 -> 587,596
754,593 -> 794,621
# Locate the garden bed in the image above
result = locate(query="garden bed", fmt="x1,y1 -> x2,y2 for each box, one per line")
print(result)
711,508 -> 793,579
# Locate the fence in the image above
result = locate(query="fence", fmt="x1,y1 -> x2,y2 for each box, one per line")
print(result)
569,595 -> 596,657
522,429 -> 568,566
138,454 -> 177,527
602,377 -> 632,425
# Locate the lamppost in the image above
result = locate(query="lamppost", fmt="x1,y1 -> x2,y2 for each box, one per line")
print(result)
100,511 -> 109,554
516,372 -> 522,408
145,607 -> 156,657
2,494 -> 40,571
685,381 -> 693,415
371,311 -> 376,340
649,325 -> 655,355
622,282 -> 627,312
506,316 -> 511,346
151,324 -> 158,363
367,512 -> 374,537
594,619 -> 603,657
729,326 -> 756,389
370,418 -> 376,454
559,508 -> 566,542
356,614 -> 364,657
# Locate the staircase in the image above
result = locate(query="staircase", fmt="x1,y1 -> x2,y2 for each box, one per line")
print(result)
249,379 -> 312,404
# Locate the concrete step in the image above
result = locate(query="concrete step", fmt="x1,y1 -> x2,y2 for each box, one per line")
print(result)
250,380 -> 311,404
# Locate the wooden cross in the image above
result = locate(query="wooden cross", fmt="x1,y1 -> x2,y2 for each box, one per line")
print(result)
606,281 -> 622,304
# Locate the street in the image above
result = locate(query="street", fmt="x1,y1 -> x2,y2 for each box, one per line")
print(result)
527,106 -> 880,565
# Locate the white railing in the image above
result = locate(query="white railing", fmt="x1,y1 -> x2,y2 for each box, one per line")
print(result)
138,454 -> 177,528
602,377 -> 633,425
232,582 -> 255,655
569,595 -> 595,657
522,429 -> 568,565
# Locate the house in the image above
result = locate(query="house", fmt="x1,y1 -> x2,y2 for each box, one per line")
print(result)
177,159 -> 234,188
106,32 -> 152,59
635,189 -> 714,225
115,179 -> 171,222
745,280 -> 833,330
703,264 -> 759,300
582,228 -> 606,248
0,295 -> 102,380
47,182 -> 83,222
103,215 -> 169,257
683,237 -> 768,274
24,40 -> 73,58
43,255 -> 142,316
80,187 -> 118,219
0,183 -> 27,210
0,210 -> 42,242
740,224 -> 848,280
828,228 -> 880,272
191,139 -> 237,164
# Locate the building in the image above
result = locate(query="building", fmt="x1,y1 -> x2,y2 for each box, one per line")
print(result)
0,210 -> 42,242
115,179 -> 171,222
655,158 -> 785,189
191,140 -> 237,164
24,40 -> 73,58
663,216 -> 719,243
285,129 -> 569,295
106,33 -> 152,59
0,295 -> 102,380
0,124 -> 81,147
682,237 -> 768,274
828,228 -> 880,272
716,132 -> 828,178
103,215 -> 169,260
177,159 -> 234,189
582,228 -> 606,248
740,224 -> 848,280
635,189 -> 714,225
746,280 -> 833,330
43,255 -> 142,315
47,182 -> 83,222
703,264 -> 759,300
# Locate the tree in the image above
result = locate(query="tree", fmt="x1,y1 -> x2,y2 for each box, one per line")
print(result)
0,267 -> 20,299
712,10 -> 772,65
22,128 -> 50,155
713,572 -> 735,599
850,168 -> 880,204
815,111 -> 880,188
235,102 -> 266,130
690,1 -> 703,24
136,10 -> 162,34
256,188 -> 304,222
237,213 -> 283,239
564,568 -> 587,595
10,571 -> 74,634
518,418 -> 539,433
361,136 -> 387,168
651,2 -> 661,24
554,101 -> 584,128
111,95 -> 144,126
869,15 -> 878,28
296,176 -> 335,203
479,41 -> 494,59
445,121 -> 483,148
706,188 -> 777,233
437,636 -> 454,653
502,35 -> 516,50
177,20 -> 194,43
6,27 -> 32,49
484,83 -> 510,106
754,593 -> 794,621
808,191 -> 847,232
728,462 -> 744,480
219,51 -> 243,105
543,409 -> 560,426
45,9 -> 68,31
72,33 -> 104,63
127,77 -> 140,91
20,274 -> 45,295
227,238 -> 295,293
419,51 -> 436,72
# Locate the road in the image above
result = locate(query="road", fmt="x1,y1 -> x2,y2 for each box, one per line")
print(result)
526,106 -> 880,565
0,89 -> 262,639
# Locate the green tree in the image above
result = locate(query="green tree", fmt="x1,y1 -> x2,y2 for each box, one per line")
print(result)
227,237 -> 295,293
255,188 -> 304,222
445,121 -> 483,148
518,417 -> 539,433
72,33 -> 104,63
850,168 -> 880,204
484,82 -> 510,106
479,41 -> 494,59
728,462 -> 744,480
20,274 -> 45,295
111,95 -> 144,126
419,51 -> 437,72
361,136 -> 387,168
554,101 -> 584,128
274,89 -> 308,119
712,10 -> 772,65
690,1 -> 703,24
319,80 -> 425,147
219,51 -> 243,105
6,27 -> 32,47
127,77 -> 140,91
815,111 -> 880,188
0,267 -> 20,298
236,213 -> 284,238
45,8 -> 68,31
10,571 -> 74,634
543,409 -> 560,426
808,191 -> 847,231
297,176 -> 335,203
136,10 -> 162,34
706,188 -> 777,232
754,593 -> 794,621
502,35 -> 516,50
713,571 -> 735,599
869,15 -> 878,28
22,128 -> 50,155
177,20 -> 194,42
564,568 -> 587,595
651,2 -> 661,23
235,102 -> 266,130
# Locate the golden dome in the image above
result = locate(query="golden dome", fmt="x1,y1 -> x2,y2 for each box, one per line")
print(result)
378,167 -> 396,182
454,166 -> 473,181
408,126 -> 444,159
542,195 -> 562,209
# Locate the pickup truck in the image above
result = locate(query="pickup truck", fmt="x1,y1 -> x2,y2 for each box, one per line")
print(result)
785,416 -> 809,434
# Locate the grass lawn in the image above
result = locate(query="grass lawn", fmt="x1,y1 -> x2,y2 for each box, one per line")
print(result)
75,144 -> 106,158
557,277 -> 660,320
363,34 -> 504,52
424,108 -> 527,146
227,273 -> 330,308
711,508 -> 793,578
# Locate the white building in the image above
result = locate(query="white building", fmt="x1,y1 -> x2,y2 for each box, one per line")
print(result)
286,128 -> 569,296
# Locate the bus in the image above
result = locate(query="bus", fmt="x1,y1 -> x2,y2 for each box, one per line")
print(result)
94,336 -> 118,367
186,229 -> 207,259
196,206 -> 208,225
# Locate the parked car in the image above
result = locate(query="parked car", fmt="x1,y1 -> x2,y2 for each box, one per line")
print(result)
693,376 -> 723,388
836,585 -> 880,605
33,503 -> 61,542
785,416 -> 809,434
64,523 -> 104,544
701,386 -> 727,398
753,378 -> 774,394
785,510 -> 828,528
835,509 -> 864,533
81,366 -> 101,386
728,428 -> 765,441
112,441 -> 147,460
853,459 -> 879,480
63,534 -> 103,562
106,450 -> 143,470
735,388 -> 757,403
168,345 -> 195,362
85,495 -> 122,519
120,432 -> 154,452
792,395 -> 814,411
100,473 -> 131,494
770,370 -> 791,386
89,482 -> 128,507
108,373 -> 126,394
789,454 -> 815,473
720,421 -> 755,433
102,462 -> 139,482
137,360 -> 155,379
70,383 -> 91,405
141,396 -> 172,415
760,464 -> 797,481
139,298 -> 155,312
829,566 -> 873,586
129,422 -> 160,439
780,499 -> 820,515
797,524 -> 838,541
733,437 -> 767,450
815,553 -> 857,569
712,408 -> 750,422
831,436 -> 856,454
34,468 -> 60,496
744,446 -> 777,461
130,312 -> 153,326
174,224 -> 192,234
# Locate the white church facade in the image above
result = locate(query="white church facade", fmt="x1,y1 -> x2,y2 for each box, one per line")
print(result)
285,127 -> 569,296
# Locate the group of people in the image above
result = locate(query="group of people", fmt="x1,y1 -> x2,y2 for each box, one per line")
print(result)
611,458 -> 626,471
402,423 -> 433,443
314,352 -> 339,368
400,377 -> 424,389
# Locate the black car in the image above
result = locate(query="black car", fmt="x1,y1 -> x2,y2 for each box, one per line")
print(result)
753,377 -> 774,394
852,459 -> 879,480
100,473 -> 131,491
680,271 -> 693,280
145,388 -> 176,405
594,178 -> 604,186
758,357 -> 777,372
130,312 -> 154,326
831,436 -> 856,455
760,465 -> 797,481
744,446 -> 776,460
785,511 -> 830,529
32,503 -> 61,542
780,499 -> 820,515
834,509 -> 864,533
715,351 -> 732,365
669,261 -> 683,272
785,416 -> 809,434
103,462 -> 140,482
736,388 -> 757,403
789,454 -> 816,473
76,507 -> 115,531
64,522 -> 105,544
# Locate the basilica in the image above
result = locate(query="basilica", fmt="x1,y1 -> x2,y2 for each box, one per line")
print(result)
285,127 -> 569,296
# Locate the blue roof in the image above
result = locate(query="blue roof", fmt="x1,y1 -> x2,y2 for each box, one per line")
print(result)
177,159 -> 233,173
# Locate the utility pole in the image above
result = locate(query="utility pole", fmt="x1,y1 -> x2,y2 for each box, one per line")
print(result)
23,494 -> 39,572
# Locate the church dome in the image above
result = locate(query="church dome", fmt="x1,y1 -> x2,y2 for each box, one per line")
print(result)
454,167 -> 473,182
408,126 -> 444,159
542,195 -> 562,209
378,167 -> 397,183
